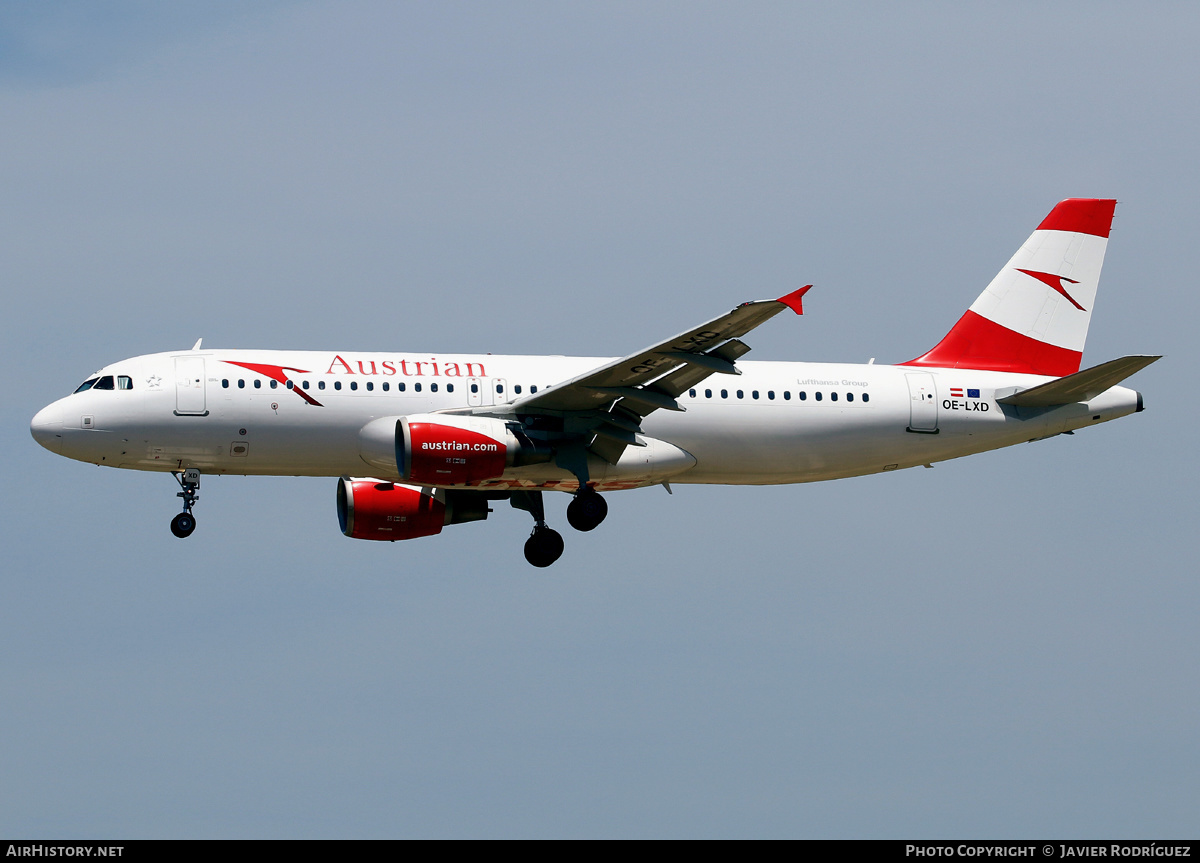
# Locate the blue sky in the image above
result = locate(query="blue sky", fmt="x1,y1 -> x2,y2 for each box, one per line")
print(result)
2,1 -> 1196,837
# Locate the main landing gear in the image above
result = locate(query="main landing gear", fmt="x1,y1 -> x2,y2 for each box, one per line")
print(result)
170,469 -> 201,538
566,488 -> 608,532
511,488 -> 609,567
525,525 -> 565,568
510,490 -> 564,567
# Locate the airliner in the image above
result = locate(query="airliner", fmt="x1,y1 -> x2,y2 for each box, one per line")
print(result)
30,199 -> 1157,566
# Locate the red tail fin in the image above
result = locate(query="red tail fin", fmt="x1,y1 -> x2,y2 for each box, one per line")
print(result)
902,199 -> 1116,376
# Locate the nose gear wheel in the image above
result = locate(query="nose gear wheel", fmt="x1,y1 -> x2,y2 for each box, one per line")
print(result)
171,512 -> 196,538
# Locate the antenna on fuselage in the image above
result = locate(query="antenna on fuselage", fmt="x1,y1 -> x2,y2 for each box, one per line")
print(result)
191,338 -> 203,351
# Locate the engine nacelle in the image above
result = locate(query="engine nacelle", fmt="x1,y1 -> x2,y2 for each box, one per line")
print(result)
403,415 -> 510,484
336,477 -> 493,542
359,414 -> 550,485
337,478 -> 445,541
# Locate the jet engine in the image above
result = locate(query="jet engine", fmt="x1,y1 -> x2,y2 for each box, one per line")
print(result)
359,414 -> 550,485
336,477 -> 491,541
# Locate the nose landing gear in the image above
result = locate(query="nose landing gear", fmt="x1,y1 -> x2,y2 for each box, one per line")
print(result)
170,469 -> 200,538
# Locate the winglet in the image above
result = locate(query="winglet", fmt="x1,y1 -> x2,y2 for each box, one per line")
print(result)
191,338 -> 203,351
776,285 -> 812,315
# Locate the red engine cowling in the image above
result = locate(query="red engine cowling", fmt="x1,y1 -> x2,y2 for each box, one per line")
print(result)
358,414 -> 552,484
337,478 -> 445,541
400,416 -> 511,485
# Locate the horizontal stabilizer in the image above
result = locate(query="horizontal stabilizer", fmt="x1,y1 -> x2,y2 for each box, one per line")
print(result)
997,355 -> 1161,407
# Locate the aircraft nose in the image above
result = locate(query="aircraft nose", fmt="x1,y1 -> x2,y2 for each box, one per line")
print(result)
31,403 -> 64,453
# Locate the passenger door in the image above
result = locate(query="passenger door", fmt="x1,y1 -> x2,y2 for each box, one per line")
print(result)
905,372 -> 938,433
174,357 -> 207,416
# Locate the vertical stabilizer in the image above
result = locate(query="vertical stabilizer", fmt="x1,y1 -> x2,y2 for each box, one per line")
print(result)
902,198 -> 1116,376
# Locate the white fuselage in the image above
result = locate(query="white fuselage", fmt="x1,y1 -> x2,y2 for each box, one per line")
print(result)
30,349 -> 1141,492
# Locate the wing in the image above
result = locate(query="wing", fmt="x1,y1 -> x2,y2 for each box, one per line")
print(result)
478,286 -> 811,468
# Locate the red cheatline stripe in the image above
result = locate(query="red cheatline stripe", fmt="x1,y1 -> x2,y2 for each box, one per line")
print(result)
1036,198 -> 1116,238
900,310 -> 1082,377
224,361 -> 324,406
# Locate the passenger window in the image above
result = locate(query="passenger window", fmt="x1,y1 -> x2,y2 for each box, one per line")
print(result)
862,392 -> 870,403
430,383 -> 437,393
752,390 -> 759,399
689,389 -> 696,398
222,379 -> 229,389
846,392 -> 854,402
334,381 -> 341,391
286,381 -> 294,389
529,385 -> 536,393
254,379 -> 261,389
799,391 -> 806,400
705,389 -> 712,398
496,384 -> 503,394
382,382 -> 390,392
415,383 -> 422,392
270,380 -> 278,389
447,384 -> 454,393
721,389 -> 728,399
515,385 -> 522,395
815,391 -> 822,401
238,379 -> 245,389
74,378 -> 98,393
318,380 -> 326,390
470,383 -> 478,394
302,381 -> 310,390
399,383 -> 406,392
767,390 -> 774,400
830,392 -> 838,402
351,381 -> 358,391
736,390 -> 744,399
366,382 -> 374,391
783,391 -> 791,400
117,376 -> 133,390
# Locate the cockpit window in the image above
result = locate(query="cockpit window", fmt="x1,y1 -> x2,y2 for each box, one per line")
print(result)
91,376 -> 115,391
74,378 -> 98,393
117,376 -> 133,390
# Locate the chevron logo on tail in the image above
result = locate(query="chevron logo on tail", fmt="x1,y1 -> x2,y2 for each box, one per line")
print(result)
1015,268 -> 1086,311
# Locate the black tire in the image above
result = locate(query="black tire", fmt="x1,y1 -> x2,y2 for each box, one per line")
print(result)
566,491 -> 608,532
523,527 -> 564,567
171,512 -> 196,538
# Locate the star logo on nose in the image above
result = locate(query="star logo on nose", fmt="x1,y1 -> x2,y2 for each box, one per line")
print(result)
146,375 -> 163,389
